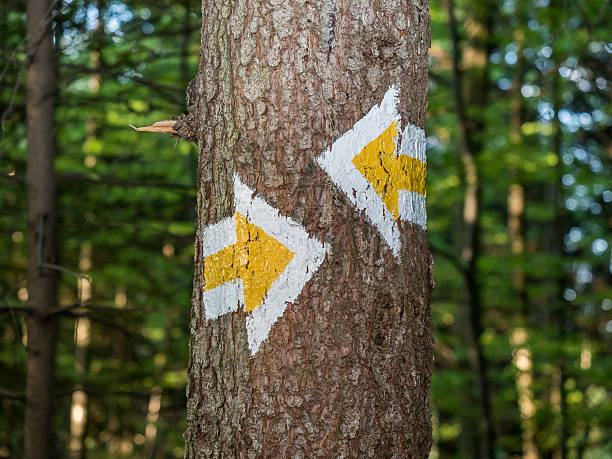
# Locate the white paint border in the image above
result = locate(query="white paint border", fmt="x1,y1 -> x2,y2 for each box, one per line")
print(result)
202,216 -> 236,258
202,216 -> 242,320
316,86 -> 427,258
202,279 -> 243,320
234,176 -> 327,354
200,176 -> 327,355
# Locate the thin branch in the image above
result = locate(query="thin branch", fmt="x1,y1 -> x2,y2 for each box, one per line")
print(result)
40,262 -> 84,281
59,62 -> 184,96
0,388 -> 26,401
429,241 -> 468,275
0,0 -> 68,157
0,274 -> 27,343
1,63 -> 25,130
0,0 -> 66,87
0,173 -> 24,183
58,172 -> 194,192
0,305 -> 33,315
1,172 -> 194,192
595,0 -> 610,25
48,302 -> 185,316
62,310 -> 152,343
54,387 -> 156,399
2,386 -> 185,403
0,0 -> 19,18
570,0 -> 593,38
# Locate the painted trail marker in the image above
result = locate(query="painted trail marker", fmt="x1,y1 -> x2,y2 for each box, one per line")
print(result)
317,86 -> 427,257
202,176 -> 327,355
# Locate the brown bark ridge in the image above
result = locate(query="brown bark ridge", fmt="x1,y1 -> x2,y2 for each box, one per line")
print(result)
23,0 -> 58,456
184,0 -> 433,457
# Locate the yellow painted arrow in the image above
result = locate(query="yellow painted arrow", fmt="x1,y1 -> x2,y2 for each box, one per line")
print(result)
352,122 -> 426,220
203,212 -> 295,312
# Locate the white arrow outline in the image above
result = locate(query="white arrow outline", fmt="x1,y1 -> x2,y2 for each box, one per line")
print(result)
316,86 -> 427,258
201,175 -> 327,355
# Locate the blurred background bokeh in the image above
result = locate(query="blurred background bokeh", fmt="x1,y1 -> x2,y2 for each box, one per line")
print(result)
1,0 -> 610,457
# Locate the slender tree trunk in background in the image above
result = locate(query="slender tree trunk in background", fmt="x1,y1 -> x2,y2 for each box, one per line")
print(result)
68,13 -> 103,449
508,22 -> 528,319
550,62 -> 568,459
445,0 -> 495,457
24,0 -> 57,456
144,386 -> 162,457
507,32 -> 538,459
68,244 -> 93,458
183,0 -> 434,456
509,175 -> 538,458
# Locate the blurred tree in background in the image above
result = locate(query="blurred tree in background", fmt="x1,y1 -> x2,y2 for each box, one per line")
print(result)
428,0 -> 611,457
2,0 -> 199,456
0,0 -> 610,457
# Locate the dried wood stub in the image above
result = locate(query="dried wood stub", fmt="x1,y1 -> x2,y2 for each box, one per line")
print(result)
132,76 -> 202,143
132,116 -> 199,144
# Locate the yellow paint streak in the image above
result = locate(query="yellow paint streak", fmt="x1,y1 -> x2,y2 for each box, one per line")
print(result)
352,122 -> 427,220
203,212 -> 295,312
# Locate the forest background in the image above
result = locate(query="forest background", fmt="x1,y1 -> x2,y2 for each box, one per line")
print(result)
1,0 -> 610,457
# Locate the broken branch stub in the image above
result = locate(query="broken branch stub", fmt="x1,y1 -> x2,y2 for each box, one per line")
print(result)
132,119 -> 177,134
131,114 -> 198,145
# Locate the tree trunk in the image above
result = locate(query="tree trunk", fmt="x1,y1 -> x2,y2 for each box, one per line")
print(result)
507,30 -> 538,459
23,0 -> 57,456
445,0 -> 495,456
550,59 -> 568,459
183,0 -> 433,457
68,244 -> 93,458
69,12 -> 102,449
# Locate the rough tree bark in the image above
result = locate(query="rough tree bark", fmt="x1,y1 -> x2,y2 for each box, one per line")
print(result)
183,0 -> 433,456
23,0 -> 57,456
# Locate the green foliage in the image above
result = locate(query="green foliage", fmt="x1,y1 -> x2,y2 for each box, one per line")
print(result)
428,0 -> 611,456
1,0 -> 199,456
1,0 -> 610,457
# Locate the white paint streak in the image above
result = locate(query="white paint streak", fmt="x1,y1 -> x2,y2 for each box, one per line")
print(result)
200,176 -> 327,355
399,122 -> 427,162
397,191 -> 427,229
202,216 -> 241,319
202,216 -> 236,258
397,123 -> 427,229
202,279 -> 243,320
316,86 -> 427,257
233,177 -> 327,354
